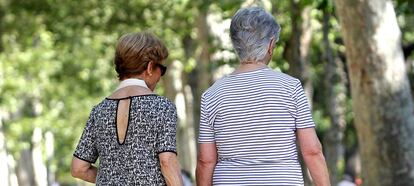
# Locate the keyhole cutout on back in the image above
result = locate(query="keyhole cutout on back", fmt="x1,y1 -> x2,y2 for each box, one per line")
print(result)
116,99 -> 131,144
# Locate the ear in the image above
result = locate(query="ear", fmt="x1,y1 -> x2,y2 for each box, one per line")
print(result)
146,61 -> 154,76
267,38 -> 275,55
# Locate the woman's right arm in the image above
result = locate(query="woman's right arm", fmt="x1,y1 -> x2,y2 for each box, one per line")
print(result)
157,101 -> 182,185
297,128 -> 330,186
196,143 -> 217,186
72,107 -> 99,183
159,152 -> 183,186
196,94 -> 217,186
71,156 -> 97,183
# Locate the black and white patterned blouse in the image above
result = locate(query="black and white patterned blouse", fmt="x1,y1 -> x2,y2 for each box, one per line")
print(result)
73,95 -> 177,185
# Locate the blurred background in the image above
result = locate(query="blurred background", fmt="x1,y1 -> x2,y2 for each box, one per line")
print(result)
1,0 -> 413,185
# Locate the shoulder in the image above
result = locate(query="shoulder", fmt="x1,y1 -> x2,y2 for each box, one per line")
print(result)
267,69 -> 299,85
153,95 -> 174,105
150,96 -> 177,121
265,70 -> 302,93
93,98 -> 115,110
207,76 -> 226,91
150,95 -> 177,111
202,76 -> 228,99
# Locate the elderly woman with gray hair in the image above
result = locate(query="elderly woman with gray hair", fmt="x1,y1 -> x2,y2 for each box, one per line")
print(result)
196,7 -> 330,186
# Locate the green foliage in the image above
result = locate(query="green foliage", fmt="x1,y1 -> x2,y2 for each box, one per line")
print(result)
0,0 -> 412,184
218,0 -> 244,17
1,0 -> 215,184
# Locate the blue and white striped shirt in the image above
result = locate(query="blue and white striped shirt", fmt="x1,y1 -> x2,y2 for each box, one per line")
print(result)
199,67 -> 315,185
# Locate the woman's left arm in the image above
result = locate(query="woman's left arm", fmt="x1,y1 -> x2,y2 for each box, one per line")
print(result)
71,157 -> 97,183
159,152 -> 183,186
297,128 -> 330,186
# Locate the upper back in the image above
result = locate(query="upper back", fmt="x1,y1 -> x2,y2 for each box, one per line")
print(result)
88,94 -> 176,184
203,68 -> 300,112
200,68 -> 306,160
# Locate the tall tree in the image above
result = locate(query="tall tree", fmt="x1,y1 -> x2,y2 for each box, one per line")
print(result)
191,0 -> 213,141
322,9 -> 347,186
334,0 -> 414,184
283,0 -> 313,104
163,60 -> 197,176
0,1 -> 9,185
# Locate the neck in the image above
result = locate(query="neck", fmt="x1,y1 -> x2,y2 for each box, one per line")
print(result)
239,61 -> 268,68
232,62 -> 268,75
116,78 -> 149,91
120,74 -> 146,81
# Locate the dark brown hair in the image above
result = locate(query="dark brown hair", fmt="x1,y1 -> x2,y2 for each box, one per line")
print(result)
114,32 -> 168,80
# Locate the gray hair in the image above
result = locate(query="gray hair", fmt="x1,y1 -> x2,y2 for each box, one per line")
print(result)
230,7 -> 281,63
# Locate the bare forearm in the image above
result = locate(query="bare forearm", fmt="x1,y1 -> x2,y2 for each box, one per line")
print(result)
297,128 -> 330,186
303,153 -> 330,186
74,165 -> 97,183
160,161 -> 183,186
196,162 -> 216,186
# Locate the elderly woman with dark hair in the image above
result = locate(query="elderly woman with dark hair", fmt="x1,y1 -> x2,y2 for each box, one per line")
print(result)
71,32 -> 183,186
196,7 -> 330,186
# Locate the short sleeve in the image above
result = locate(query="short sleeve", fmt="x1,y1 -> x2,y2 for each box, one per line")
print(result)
292,81 -> 315,129
198,94 -> 215,143
156,101 -> 177,154
73,107 -> 99,163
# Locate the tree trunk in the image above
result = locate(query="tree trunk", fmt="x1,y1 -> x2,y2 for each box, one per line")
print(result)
284,2 -> 313,105
334,0 -> 414,185
8,155 -> 19,186
322,9 -> 347,185
163,60 -> 197,179
45,131 -> 55,186
184,83 -> 197,178
0,116 -> 10,186
192,4 -> 212,143
32,128 -> 47,186
16,149 -> 35,186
